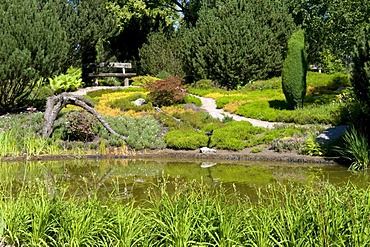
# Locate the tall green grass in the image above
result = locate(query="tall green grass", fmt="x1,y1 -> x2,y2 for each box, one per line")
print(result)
1,179 -> 370,246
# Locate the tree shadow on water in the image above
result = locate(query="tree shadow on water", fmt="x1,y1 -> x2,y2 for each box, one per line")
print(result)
268,100 -> 290,110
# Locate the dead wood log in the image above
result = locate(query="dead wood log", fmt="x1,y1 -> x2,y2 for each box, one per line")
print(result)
42,92 -> 127,140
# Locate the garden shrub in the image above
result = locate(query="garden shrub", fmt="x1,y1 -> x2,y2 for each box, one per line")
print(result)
205,121 -> 264,151
192,79 -> 214,89
56,111 -> 98,142
49,67 -> 83,94
146,77 -> 187,107
282,29 -> 307,109
131,75 -> 161,87
104,115 -> 166,150
165,130 -> 208,150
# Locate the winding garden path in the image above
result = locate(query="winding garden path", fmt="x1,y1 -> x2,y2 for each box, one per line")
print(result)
73,86 -> 346,142
195,96 -> 279,129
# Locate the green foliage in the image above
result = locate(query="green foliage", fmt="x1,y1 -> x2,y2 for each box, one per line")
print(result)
192,79 -> 214,89
165,130 -> 208,149
131,75 -> 160,87
5,178 -> 370,246
49,67 -> 83,94
282,29 -> 307,109
335,126 -> 370,171
319,49 -> 345,74
0,0 -> 70,112
105,115 -> 165,150
146,77 -> 187,107
182,0 -> 296,89
108,93 -> 153,112
301,136 -> 324,156
184,95 -> 202,107
139,31 -> 185,77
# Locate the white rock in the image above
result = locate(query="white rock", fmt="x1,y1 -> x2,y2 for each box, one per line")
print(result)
200,147 -> 217,154
131,98 -> 146,106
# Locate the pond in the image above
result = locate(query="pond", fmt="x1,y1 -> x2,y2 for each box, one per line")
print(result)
0,159 -> 368,200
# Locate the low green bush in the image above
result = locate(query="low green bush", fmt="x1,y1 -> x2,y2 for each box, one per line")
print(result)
86,88 -> 144,99
131,75 -> 160,87
165,129 -> 208,149
104,115 -> 166,150
184,95 -> 202,106
192,79 -> 214,89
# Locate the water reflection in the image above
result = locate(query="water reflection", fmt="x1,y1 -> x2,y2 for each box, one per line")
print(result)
0,159 -> 369,199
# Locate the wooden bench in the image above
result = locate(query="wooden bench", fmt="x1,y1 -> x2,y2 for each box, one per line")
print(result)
88,62 -> 136,86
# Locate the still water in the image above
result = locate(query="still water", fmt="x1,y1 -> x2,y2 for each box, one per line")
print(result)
0,159 -> 369,199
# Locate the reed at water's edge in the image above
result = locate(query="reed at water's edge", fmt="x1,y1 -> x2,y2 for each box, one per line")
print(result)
1,179 -> 370,246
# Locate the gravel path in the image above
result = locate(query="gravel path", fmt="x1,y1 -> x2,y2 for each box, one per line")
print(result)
196,96 -> 279,129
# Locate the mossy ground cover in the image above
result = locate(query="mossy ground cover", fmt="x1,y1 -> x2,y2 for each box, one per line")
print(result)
188,72 -> 350,125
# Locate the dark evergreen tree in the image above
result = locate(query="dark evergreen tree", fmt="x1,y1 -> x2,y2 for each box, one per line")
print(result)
182,0 -> 296,89
351,26 -> 370,136
282,29 -> 307,109
0,0 -> 69,113
139,31 -> 185,77
67,0 -> 117,85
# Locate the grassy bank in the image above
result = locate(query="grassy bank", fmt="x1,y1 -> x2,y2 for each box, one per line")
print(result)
1,179 -> 370,246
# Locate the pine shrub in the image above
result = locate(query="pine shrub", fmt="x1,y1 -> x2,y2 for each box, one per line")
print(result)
282,29 -> 307,109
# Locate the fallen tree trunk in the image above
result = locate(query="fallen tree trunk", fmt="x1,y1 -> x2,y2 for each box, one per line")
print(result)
42,93 -> 127,140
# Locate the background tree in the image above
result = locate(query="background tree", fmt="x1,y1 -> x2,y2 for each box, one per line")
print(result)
66,0 -> 117,85
0,0 -> 70,113
350,26 -> 370,136
182,0 -> 296,89
139,31 -> 185,77
282,29 -> 307,109
289,0 -> 370,70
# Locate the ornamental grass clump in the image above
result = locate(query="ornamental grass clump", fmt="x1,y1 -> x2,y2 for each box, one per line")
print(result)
282,29 -> 307,109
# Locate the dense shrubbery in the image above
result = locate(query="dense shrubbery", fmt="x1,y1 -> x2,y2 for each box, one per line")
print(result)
146,77 -> 187,107
165,130 -> 208,149
139,31 -> 185,77
282,29 -> 307,109
182,0 -> 295,89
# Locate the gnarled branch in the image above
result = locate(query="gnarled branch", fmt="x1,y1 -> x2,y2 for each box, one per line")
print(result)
42,92 -> 127,140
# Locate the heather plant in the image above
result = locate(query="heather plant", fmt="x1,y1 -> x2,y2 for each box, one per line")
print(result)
131,75 -> 160,87
146,77 -> 187,107
282,29 -> 307,109
108,93 -> 153,112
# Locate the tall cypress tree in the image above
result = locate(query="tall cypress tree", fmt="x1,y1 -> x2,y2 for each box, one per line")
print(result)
282,29 -> 307,109
0,0 -> 70,113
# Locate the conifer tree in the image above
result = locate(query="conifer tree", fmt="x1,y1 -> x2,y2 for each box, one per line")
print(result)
182,0 -> 296,89
282,29 -> 307,109
0,0 -> 69,113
